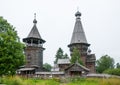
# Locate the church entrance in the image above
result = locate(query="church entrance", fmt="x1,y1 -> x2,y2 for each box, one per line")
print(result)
70,71 -> 82,76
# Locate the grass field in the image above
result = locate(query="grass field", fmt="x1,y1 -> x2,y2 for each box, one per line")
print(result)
0,76 -> 120,85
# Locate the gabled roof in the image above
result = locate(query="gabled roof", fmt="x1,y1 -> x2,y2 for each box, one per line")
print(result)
65,62 -> 90,71
70,11 -> 88,45
57,59 -> 70,64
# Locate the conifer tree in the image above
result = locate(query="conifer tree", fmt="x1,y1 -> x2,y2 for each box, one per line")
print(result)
54,48 -> 64,63
54,48 -> 69,64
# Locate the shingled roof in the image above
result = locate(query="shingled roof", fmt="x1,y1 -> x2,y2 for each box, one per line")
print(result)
70,11 -> 87,44
23,13 -> 45,44
28,24 -> 41,39
27,14 -> 41,39
65,62 -> 90,71
57,59 -> 70,64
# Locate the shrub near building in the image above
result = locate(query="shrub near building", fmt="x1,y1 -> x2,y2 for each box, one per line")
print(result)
104,68 -> 120,76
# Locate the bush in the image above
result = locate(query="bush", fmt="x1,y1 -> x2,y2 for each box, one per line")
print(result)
1,76 -> 25,85
104,68 -> 120,76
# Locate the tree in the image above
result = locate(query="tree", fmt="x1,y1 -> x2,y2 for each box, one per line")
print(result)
63,53 -> 69,59
116,63 -> 120,68
0,17 -> 25,76
96,55 -> 115,73
54,48 -> 64,63
70,47 -> 83,65
43,63 -> 52,71
54,48 -> 69,64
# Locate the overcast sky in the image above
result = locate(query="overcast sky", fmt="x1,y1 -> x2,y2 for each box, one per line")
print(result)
1,0 -> 120,65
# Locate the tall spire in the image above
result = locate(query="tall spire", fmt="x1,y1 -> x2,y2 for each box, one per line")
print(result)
69,11 -> 87,45
23,13 -> 45,44
27,13 -> 41,39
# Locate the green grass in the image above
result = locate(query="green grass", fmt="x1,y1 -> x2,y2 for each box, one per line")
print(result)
0,76 -> 120,85
0,76 -> 59,85
62,77 -> 99,85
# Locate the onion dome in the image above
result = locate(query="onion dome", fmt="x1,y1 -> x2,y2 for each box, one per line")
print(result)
33,13 -> 37,24
75,11 -> 81,17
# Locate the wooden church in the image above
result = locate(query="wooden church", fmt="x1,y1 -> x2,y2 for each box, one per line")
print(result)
49,11 -> 96,77
18,11 -> 96,77
68,11 -> 96,73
